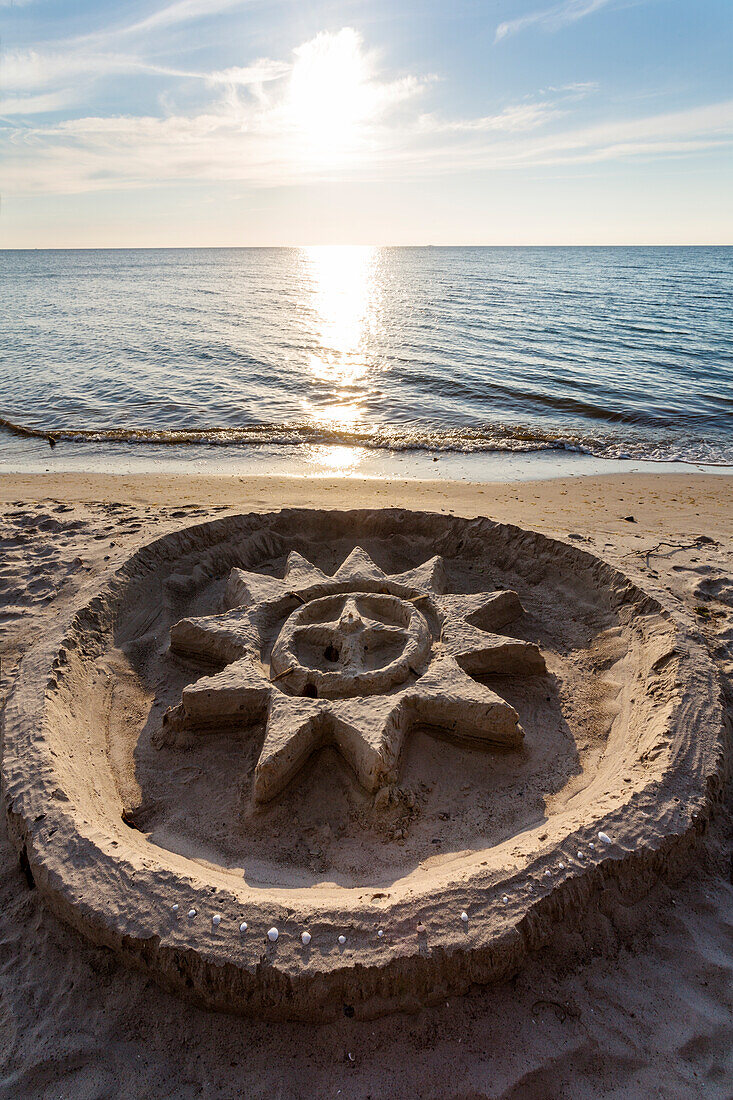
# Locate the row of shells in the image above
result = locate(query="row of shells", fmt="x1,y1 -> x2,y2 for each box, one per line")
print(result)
168,833 -> 614,946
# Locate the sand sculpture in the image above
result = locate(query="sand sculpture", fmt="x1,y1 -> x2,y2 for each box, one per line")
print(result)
159,547 -> 546,802
2,510 -> 725,1021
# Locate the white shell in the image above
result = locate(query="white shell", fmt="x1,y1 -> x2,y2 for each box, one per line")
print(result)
558,862 -> 565,869
577,851 -> 584,859
212,914 -> 221,926
239,921 -> 248,933
377,929 -> 384,938
301,931 -> 311,946
172,904 -> 179,913
502,895 -> 509,904
267,927 -> 279,942
544,869 -> 552,877
589,842 -> 595,850
598,831 -> 612,845
338,935 -> 346,945
188,908 -> 197,919
460,911 -> 468,923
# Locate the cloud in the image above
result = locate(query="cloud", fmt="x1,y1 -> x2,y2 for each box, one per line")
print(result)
420,102 -> 566,134
1,47 -> 148,91
208,62 -> 291,87
0,0 -> 257,101
495,0 -> 614,42
523,99 -> 733,162
544,81 -> 599,96
2,24 -> 731,198
1,46 -> 282,97
0,90 -> 75,115
6,90 -> 732,197
422,99 -> 733,173
113,0 -> 251,38
1,29 -> 429,192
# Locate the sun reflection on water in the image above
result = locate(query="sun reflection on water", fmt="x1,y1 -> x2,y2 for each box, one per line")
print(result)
308,443 -> 365,476
298,244 -> 380,474
303,245 -> 375,387
300,246 -> 371,419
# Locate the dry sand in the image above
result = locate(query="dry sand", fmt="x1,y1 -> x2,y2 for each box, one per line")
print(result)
1,471 -> 732,1099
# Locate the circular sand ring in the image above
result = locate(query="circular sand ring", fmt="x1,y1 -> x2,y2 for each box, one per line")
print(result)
270,592 -> 433,699
1,509 -> 725,1021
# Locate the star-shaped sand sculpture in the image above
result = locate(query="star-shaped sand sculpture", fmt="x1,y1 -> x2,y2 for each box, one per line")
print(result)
160,547 -> 546,803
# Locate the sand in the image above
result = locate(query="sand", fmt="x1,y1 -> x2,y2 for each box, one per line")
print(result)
1,471 -> 732,1097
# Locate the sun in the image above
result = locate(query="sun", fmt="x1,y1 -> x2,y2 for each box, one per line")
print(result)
287,28 -> 374,162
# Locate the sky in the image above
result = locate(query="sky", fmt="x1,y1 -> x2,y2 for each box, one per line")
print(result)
1,0 -> 732,246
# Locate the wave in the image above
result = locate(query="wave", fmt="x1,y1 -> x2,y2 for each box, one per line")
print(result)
1,415 -> 732,467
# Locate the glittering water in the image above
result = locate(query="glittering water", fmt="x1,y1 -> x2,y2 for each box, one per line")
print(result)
1,246 -> 732,466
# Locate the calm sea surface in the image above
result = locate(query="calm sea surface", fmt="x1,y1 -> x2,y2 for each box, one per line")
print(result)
2,246 -> 732,468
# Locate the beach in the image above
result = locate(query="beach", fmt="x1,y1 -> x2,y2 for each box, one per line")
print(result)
1,468 -> 731,1099
4,0 -> 733,1089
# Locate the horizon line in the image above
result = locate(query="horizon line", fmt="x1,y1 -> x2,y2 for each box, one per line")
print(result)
2,242 -> 732,251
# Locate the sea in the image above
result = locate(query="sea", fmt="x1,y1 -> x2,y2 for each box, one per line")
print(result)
2,246 -> 732,479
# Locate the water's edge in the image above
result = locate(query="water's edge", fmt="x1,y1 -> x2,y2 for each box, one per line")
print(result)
2,431 -> 730,482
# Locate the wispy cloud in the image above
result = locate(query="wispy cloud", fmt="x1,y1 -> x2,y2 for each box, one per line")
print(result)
0,89 -> 75,115
2,19 -> 731,198
1,29 -> 428,192
424,99 -> 733,172
2,47 -> 151,91
111,0 -> 251,38
4,61 -> 731,197
418,101 -> 566,134
1,0 -> 257,100
496,0 -> 614,42
207,62 -> 291,87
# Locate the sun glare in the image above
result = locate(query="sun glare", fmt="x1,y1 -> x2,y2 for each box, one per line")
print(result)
303,244 -> 375,391
299,244 -> 379,475
288,29 -> 373,162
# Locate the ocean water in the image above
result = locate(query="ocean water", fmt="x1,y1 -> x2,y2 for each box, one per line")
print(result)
1,246 -> 732,474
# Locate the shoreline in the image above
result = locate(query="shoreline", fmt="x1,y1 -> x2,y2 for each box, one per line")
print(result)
2,432 -> 732,484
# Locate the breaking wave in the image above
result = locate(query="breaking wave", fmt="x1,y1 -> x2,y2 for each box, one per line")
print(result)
2,415 -> 731,466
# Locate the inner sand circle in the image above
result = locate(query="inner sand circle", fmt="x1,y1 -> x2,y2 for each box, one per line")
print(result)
2,509 -> 725,1020
269,591 -> 433,699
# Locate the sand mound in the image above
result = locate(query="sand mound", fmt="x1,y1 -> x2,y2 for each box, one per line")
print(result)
2,509 -> 725,1021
